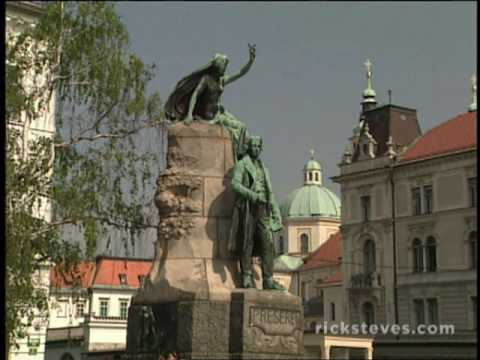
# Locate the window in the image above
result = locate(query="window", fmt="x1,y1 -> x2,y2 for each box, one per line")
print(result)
330,302 -> 336,321
300,233 -> 309,254
27,337 -> 40,347
423,185 -> 433,214
308,172 -> 313,181
57,300 -> 68,318
425,237 -> 437,272
363,239 -> 376,275
412,187 -> 422,215
472,297 -> 477,329
278,236 -> 284,254
29,348 -> 38,356
361,196 -> 371,222
119,300 -> 129,319
469,231 -> 477,269
413,299 -> 425,326
468,177 -> 477,207
412,238 -> 423,273
426,298 -> 438,325
315,172 -> 319,182
75,301 -> 85,317
362,302 -> 375,326
99,299 -> 109,318
119,273 -> 127,285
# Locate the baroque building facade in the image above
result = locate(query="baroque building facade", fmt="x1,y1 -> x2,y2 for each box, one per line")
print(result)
332,60 -> 477,358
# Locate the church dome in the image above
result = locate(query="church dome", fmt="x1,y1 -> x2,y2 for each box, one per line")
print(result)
282,185 -> 341,219
281,150 -> 341,219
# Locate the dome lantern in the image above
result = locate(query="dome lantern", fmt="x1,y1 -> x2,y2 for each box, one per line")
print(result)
303,149 -> 322,186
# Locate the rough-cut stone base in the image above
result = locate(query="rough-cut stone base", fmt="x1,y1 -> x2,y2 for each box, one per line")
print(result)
126,290 -> 304,359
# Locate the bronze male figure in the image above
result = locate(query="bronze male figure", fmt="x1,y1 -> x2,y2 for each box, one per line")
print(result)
228,136 -> 285,290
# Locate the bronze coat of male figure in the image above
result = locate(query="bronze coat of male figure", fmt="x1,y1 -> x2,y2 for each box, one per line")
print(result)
228,136 -> 285,290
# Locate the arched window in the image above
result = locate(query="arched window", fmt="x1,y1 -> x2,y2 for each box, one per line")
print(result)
412,238 -> 423,273
362,302 -> 375,326
308,172 -> 313,181
425,236 -> 437,272
300,233 -> 309,254
363,239 -> 376,275
469,231 -> 477,269
315,172 -> 319,182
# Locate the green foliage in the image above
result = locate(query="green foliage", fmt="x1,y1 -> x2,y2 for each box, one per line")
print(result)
6,1 -> 164,351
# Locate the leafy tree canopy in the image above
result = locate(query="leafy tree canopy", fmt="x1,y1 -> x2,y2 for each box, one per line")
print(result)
6,1 -> 164,350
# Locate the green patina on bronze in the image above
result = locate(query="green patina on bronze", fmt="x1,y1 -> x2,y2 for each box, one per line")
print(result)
228,136 -> 285,291
164,45 -> 256,160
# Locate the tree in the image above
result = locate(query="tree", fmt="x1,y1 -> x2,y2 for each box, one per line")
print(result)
6,2 -> 164,351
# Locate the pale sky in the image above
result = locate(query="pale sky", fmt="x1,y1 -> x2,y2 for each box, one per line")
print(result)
111,2 -> 476,257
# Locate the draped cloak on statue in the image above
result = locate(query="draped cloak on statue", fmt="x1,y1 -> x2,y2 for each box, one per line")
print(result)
164,56 -> 249,160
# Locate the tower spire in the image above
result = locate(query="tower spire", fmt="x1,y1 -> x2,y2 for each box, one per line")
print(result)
468,73 -> 477,112
362,58 -> 377,112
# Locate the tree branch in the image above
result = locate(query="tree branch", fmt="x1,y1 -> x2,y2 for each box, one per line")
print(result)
54,122 -> 156,149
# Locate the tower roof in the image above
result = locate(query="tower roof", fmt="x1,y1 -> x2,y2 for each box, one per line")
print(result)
304,149 -> 322,171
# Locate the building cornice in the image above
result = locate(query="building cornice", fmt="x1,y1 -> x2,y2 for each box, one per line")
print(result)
334,148 -> 476,184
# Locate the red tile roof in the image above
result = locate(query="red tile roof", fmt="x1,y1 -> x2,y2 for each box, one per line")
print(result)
301,231 -> 342,271
50,257 -> 153,289
93,257 -> 152,287
50,261 -> 96,289
323,270 -> 343,284
401,111 -> 477,162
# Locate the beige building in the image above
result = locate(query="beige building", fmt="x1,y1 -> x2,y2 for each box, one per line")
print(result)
332,60 -> 477,358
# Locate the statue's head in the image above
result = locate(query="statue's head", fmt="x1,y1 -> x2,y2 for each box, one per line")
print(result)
247,135 -> 263,159
212,53 -> 229,75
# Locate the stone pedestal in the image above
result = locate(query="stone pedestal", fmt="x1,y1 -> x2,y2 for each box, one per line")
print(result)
126,121 -> 304,359
229,289 -> 304,359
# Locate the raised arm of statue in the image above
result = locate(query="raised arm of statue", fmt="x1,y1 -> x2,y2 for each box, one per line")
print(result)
223,44 -> 256,86
185,76 -> 207,123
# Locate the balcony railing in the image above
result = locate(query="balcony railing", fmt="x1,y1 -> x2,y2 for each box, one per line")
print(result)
350,272 -> 382,289
303,296 -> 324,317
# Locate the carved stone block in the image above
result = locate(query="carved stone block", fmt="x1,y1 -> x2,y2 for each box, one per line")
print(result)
230,289 -> 304,358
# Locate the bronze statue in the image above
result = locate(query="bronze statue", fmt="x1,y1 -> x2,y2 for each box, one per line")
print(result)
164,45 -> 256,160
228,135 -> 285,290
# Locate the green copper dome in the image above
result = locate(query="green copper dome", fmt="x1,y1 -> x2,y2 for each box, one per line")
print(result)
281,184 -> 341,219
304,159 -> 321,171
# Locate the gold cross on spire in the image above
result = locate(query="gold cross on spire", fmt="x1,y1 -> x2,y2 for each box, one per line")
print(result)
364,58 -> 373,79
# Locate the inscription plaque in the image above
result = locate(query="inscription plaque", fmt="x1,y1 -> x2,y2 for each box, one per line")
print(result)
249,307 -> 302,336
